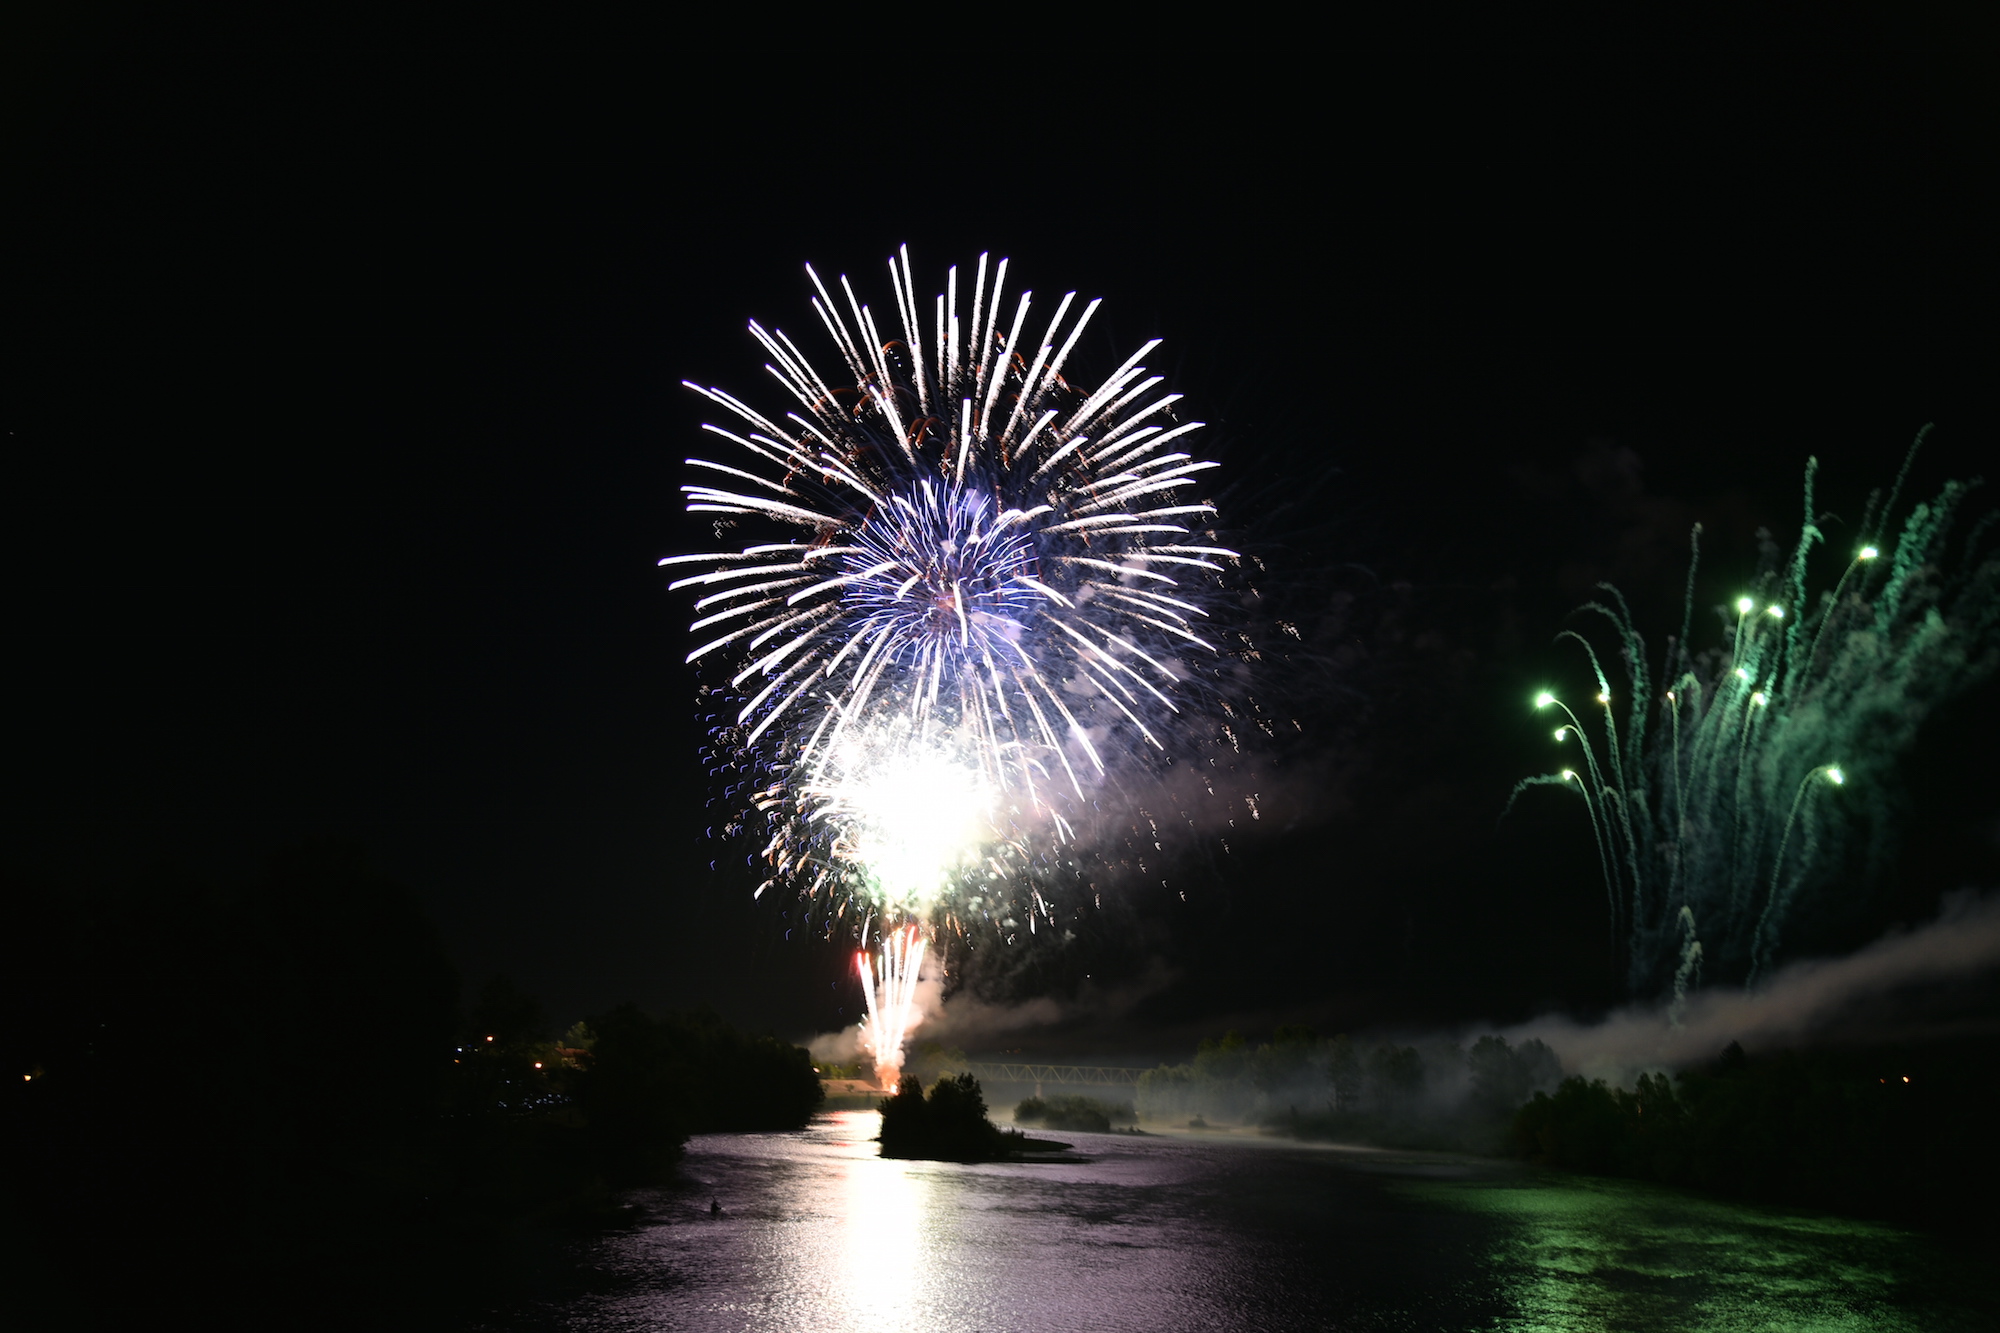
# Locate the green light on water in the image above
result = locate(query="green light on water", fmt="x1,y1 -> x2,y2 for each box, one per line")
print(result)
1404,1171 -> 1972,1331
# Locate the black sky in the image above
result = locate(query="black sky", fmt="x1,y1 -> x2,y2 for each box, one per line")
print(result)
7,17 -> 1997,1057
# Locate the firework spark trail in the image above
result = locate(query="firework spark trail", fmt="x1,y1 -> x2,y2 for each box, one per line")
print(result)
1509,432 -> 2000,999
669,248 -> 1237,931
857,925 -> 927,1089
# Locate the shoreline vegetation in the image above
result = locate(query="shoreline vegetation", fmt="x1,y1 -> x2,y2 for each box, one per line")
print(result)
1136,1028 -> 1563,1156
4,847 -> 825,1329
1013,1093 -> 1136,1134
1508,1038 -> 1999,1226
1125,1026 -> 2000,1231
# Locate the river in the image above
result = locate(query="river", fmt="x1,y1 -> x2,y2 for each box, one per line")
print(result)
480,1111 -> 1996,1331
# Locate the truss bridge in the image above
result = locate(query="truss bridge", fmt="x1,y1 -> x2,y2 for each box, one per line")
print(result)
962,1063 -> 1150,1097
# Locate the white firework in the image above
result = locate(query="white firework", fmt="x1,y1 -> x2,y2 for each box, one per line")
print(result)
666,247 -> 1238,929
857,924 -> 927,1089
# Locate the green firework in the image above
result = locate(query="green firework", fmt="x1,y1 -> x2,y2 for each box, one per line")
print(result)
1509,429 -> 1999,997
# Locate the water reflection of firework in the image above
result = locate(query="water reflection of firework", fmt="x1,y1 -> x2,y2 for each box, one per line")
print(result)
857,926 -> 927,1089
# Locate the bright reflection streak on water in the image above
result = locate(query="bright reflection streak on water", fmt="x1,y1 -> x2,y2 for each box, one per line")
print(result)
538,1110 -> 1457,1332
509,1111 -> 1998,1333
839,1140 -> 925,1326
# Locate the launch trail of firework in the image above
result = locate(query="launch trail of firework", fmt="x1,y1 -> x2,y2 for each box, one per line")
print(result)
1510,432 -> 1999,1004
665,248 -> 1240,1076
857,925 -> 927,1089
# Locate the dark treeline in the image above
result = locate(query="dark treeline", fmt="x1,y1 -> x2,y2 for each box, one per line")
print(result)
1512,1039 -> 2000,1227
2,844 -> 820,1330
1014,1094 -> 1136,1133
1141,1025 -> 2000,1230
1138,1027 -> 1563,1153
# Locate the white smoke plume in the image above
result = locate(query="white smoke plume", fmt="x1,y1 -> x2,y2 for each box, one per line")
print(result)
1505,891 -> 2000,1082
806,957 -> 1179,1065
921,957 -> 1179,1046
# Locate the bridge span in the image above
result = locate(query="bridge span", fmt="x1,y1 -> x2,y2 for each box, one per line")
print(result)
962,1062 -> 1151,1097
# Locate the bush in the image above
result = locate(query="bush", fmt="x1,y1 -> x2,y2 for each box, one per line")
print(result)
1508,1040 -> 2000,1226
1014,1094 -> 1131,1132
880,1073 -> 1020,1161
1139,1029 -> 1562,1153
571,1003 -> 824,1182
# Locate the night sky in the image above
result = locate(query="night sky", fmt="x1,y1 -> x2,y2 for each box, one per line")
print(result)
9,21 -> 1997,1061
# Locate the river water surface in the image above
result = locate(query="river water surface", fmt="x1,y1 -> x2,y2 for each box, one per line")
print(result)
486,1111 -> 1996,1332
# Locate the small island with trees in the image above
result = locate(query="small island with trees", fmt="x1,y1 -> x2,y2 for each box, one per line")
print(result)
877,1072 -> 1074,1162
1013,1093 -> 1138,1134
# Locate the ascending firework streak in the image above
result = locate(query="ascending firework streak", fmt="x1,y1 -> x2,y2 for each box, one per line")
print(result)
857,925 -> 926,1088
1510,433 -> 1999,1002
665,248 -> 1238,1079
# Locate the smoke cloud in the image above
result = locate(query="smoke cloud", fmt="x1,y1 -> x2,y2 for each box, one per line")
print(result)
807,957 -> 1180,1061
922,957 -> 1180,1046
813,898 -> 2000,1095
806,1026 -> 864,1066
1505,891 -> 2000,1081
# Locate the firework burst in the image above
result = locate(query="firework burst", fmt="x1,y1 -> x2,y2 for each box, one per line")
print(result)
667,248 -> 1238,946
1511,433 -> 1999,1001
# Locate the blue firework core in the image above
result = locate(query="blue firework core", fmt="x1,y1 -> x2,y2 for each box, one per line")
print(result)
843,480 -> 1043,670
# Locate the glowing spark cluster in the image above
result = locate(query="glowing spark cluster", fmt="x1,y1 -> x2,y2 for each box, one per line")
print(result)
668,249 -> 1239,1079
857,926 -> 927,1088
669,249 -> 1234,923
807,720 -> 994,911
1512,433 -> 1999,999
